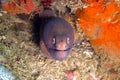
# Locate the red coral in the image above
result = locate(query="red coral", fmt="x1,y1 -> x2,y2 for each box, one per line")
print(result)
76,1 -> 120,58
1,0 -> 55,14
41,0 -> 54,8
2,0 -> 36,14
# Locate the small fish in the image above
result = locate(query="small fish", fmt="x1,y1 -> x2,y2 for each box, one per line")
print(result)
33,8 -> 74,60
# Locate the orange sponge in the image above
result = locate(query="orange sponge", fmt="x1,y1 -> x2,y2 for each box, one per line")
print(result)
76,0 -> 120,57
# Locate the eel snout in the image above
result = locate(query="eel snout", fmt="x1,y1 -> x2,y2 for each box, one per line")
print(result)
55,39 -> 67,51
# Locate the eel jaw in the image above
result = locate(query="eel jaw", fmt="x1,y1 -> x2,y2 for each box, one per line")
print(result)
48,48 -> 72,60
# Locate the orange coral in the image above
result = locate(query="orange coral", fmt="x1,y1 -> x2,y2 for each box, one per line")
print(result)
76,0 -> 120,57
2,0 -> 36,14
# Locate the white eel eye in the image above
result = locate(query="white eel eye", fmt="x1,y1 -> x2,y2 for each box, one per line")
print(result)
67,37 -> 70,44
52,37 -> 56,44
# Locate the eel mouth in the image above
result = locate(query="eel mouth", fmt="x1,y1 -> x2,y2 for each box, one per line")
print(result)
48,48 -> 72,60
52,48 -> 71,52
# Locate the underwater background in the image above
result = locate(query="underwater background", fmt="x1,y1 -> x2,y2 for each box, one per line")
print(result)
0,0 -> 120,80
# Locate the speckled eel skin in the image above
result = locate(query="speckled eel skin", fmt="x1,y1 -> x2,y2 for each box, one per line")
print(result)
0,64 -> 19,80
33,8 -> 74,60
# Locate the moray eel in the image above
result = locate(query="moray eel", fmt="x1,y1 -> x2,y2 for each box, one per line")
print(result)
33,9 -> 74,60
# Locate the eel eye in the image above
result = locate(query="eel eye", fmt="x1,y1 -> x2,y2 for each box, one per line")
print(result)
67,37 -> 70,44
52,37 -> 56,44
